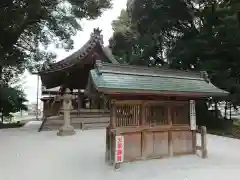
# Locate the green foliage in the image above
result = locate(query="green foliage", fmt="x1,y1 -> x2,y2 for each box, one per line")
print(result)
0,86 -> 28,118
0,0 -> 112,73
0,0 -> 112,117
109,9 -> 164,66
168,0 -> 240,107
110,0 -> 240,108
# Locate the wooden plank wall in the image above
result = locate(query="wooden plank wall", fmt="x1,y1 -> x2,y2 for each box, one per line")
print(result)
121,130 -> 193,162
108,99 -> 195,162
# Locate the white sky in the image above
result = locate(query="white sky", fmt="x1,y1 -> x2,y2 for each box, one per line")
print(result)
23,0 -> 127,103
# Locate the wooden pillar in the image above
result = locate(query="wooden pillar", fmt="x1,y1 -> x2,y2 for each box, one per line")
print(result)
105,128 -> 109,162
201,126 -> 207,158
102,95 -> 109,111
91,97 -> 99,109
192,130 -> 197,154
100,97 -> 105,109
78,94 -> 82,109
168,105 -> 173,157
141,102 -> 147,159
109,133 -> 113,165
111,100 -> 116,128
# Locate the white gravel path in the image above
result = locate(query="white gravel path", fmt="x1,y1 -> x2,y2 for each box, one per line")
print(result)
0,121 -> 240,180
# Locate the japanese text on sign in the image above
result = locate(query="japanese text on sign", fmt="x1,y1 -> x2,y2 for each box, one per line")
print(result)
190,100 -> 196,130
115,136 -> 124,163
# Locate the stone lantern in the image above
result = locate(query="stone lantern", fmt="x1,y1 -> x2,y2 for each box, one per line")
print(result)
57,88 -> 76,136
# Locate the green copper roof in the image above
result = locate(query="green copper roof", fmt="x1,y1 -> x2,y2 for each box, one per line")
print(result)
89,63 -> 228,97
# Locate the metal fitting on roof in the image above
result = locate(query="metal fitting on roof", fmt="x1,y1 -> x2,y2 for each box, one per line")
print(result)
96,60 -> 102,75
200,71 -> 210,83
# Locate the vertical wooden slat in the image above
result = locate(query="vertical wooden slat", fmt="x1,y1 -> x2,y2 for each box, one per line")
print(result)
141,103 -> 146,126
119,105 -> 121,127
137,105 -> 139,125
147,105 -> 149,125
125,105 -> 127,126
112,101 -> 116,128
114,102 -> 142,127
131,105 -> 133,126
121,105 -> 122,126
128,105 -> 130,126
121,105 -> 123,126
144,104 -> 169,126
168,106 -> 173,156
123,105 -> 124,126
118,104 -> 121,127
126,104 -> 128,126
137,105 -> 140,126
135,105 -> 137,126
134,105 -> 136,126
120,105 -> 122,126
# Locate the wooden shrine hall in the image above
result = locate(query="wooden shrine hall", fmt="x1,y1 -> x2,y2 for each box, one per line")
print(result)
87,61 -> 228,168
38,28 -> 228,168
38,28 -> 118,132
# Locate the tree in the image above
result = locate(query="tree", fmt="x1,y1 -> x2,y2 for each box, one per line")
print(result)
0,0 -> 112,76
168,0 -> 240,108
110,0 -> 240,128
111,0 -> 240,105
109,9 -> 163,66
0,0 -> 112,118
110,0 -> 198,66
0,86 -> 28,122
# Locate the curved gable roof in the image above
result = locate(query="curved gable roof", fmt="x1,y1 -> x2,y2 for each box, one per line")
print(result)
39,28 -> 118,74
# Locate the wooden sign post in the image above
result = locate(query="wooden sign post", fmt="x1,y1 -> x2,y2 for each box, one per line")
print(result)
114,135 -> 124,170
190,100 -> 196,130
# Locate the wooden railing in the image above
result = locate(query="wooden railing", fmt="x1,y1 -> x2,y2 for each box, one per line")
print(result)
196,126 -> 207,158
115,104 -> 140,127
114,101 -> 189,127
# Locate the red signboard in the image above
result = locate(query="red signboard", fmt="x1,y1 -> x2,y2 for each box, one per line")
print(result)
115,136 -> 124,163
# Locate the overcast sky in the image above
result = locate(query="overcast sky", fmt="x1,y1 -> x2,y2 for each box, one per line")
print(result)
23,0 -> 127,103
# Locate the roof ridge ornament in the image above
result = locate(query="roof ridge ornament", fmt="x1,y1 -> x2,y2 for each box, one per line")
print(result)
95,59 -> 102,75
90,28 -> 104,45
93,27 -> 102,34
200,71 -> 210,83
91,28 -> 102,38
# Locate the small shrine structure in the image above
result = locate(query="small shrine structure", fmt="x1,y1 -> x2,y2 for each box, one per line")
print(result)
86,61 -> 228,169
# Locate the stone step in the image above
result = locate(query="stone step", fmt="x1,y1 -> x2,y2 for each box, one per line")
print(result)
82,122 -> 109,130
40,115 -> 110,131
48,113 -> 109,119
44,117 -> 109,124
71,114 -> 110,118
41,122 -> 108,131
41,123 -> 83,131
59,109 -> 110,115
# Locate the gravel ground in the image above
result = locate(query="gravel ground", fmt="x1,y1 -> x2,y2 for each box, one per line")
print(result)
0,121 -> 240,180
